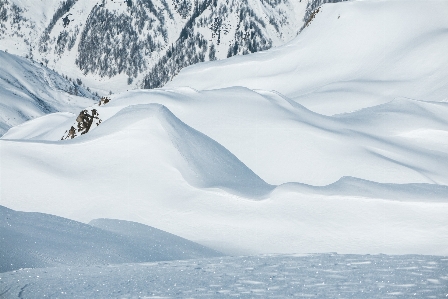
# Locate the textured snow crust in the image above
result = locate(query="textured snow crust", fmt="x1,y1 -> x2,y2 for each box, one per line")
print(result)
1,254 -> 447,298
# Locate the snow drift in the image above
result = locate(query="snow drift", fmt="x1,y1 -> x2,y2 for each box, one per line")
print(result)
2,95 -> 447,255
0,205 -> 221,273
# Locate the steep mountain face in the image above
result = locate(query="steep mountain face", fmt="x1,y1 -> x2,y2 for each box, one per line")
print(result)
143,0 -> 307,88
0,0 -> 310,92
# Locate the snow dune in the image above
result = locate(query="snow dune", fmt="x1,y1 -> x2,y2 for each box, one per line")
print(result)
5,88 -> 447,186
0,205 -> 221,273
85,103 -> 273,197
1,95 -> 447,255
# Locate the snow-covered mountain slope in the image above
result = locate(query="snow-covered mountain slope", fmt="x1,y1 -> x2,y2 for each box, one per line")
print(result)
1,89 -> 448,255
2,254 -> 447,298
0,205 -> 221,273
0,0 -> 310,92
166,0 -> 448,115
6,88 -> 448,186
1,0 -> 447,256
0,50 -> 96,135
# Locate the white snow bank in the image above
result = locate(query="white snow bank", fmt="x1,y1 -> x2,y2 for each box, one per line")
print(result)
1,112 -> 74,140
166,0 -> 448,115
277,176 -> 448,202
0,205 -> 221,273
75,103 -> 273,197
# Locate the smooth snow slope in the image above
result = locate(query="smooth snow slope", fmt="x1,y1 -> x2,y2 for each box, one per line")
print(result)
0,50 -> 96,136
0,205 -> 221,273
166,0 -> 448,115
6,88 -> 447,186
1,95 -> 447,255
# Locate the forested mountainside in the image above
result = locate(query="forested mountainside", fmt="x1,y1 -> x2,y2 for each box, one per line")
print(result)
0,0 -> 343,92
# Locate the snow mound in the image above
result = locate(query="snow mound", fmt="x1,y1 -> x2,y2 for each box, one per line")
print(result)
277,177 -> 448,202
0,205 -> 221,273
1,112 -> 75,140
166,0 -> 448,115
0,50 -> 96,136
85,103 -> 274,197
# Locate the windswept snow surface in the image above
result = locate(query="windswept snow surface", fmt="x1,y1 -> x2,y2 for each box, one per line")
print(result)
1,0 -> 448,256
1,254 -> 447,298
166,0 -> 448,115
0,50 -> 96,136
1,88 -> 448,255
0,205 -> 221,273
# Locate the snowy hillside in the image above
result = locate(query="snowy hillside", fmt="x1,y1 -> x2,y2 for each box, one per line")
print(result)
1,1 -> 448,296
0,205 -> 221,272
0,1 -> 448,255
1,0 -> 448,259
2,87 -> 448,255
167,0 -> 448,115
0,50 -> 96,135
0,0 -> 311,92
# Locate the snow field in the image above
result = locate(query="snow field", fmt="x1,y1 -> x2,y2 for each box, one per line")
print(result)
1,100 -> 448,255
1,253 -> 447,298
1,0 -> 447,258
